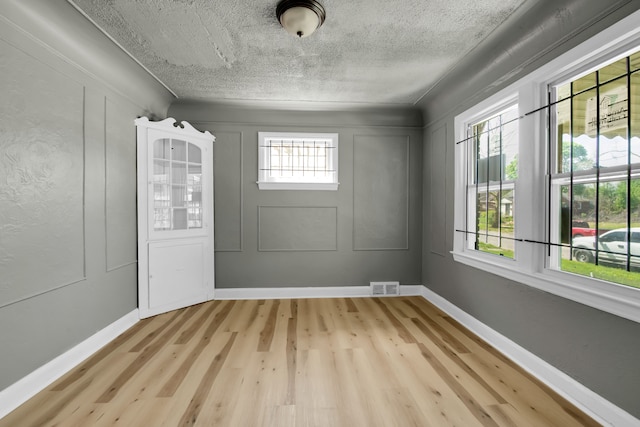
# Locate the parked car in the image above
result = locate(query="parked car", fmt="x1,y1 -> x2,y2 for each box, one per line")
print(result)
571,221 -> 598,238
572,228 -> 640,268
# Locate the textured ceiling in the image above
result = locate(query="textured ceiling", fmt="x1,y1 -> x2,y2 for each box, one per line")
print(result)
68,0 -> 528,106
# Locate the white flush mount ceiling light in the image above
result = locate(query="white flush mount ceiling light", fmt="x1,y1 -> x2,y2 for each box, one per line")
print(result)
276,0 -> 326,38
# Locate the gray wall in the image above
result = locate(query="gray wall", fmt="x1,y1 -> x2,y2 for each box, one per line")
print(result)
419,0 -> 640,418
3,0 -> 639,421
0,0 -> 172,390
169,102 -> 423,289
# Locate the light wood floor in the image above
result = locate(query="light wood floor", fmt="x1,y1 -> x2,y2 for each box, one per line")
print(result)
1,297 -> 600,426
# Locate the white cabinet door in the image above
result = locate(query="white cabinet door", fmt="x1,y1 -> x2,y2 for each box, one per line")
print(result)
136,117 -> 215,319
148,240 -> 206,312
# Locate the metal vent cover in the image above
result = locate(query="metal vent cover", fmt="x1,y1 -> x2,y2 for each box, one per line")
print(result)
370,281 -> 400,296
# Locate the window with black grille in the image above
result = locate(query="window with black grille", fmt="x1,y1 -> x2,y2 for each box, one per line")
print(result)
451,11 -> 640,322
549,49 -> 640,279
258,132 -> 339,190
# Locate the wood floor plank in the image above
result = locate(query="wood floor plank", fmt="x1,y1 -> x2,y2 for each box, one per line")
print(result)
48,318 -> 153,393
128,309 -> 187,352
157,300 -> 235,397
8,351 -> 137,426
257,299 -> 280,352
177,332 -> 237,425
157,332 -> 239,426
344,297 -> 359,313
381,343 -> 486,427
223,305 -> 271,370
330,348 -> 378,426
190,366 -> 245,426
372,297 -> 418,344
460,351 -> 601,427
403,297 -> 471,353
285,316 -> 297,404
87,308 -> 218,426
95,307 -> 200,403
174,301 -> 219,345
485,403 -> 521,427
409,316 -> 508,406
224,350 -> 289,426
0,297 -> 602,427
416,341 -> 500,427
263,405 -> 296,427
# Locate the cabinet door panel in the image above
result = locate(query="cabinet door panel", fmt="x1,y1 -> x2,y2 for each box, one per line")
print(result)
148,241 -> 205,310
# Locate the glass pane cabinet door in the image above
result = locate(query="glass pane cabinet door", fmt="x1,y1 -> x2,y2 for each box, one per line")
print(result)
152,138 -> 204,232
136,116 -> 214,319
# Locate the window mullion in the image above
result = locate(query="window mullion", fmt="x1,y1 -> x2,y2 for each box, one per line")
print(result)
595,71 -> 601,266
474,127 -> 481,249
547,90 -> 553,257
484,125 -> 490,246
468,137 -> 472,245
499,114 -> 504,249
626,56 -> 632,271
569,84 -> 575,260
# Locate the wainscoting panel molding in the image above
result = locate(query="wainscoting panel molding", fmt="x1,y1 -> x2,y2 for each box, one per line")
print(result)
0,37 -> 86,306
212,131 -> 244,252
258,206 -> 338,252
105,97 -> 138,272
353,135 -> 409,251
429,123 -> 447,256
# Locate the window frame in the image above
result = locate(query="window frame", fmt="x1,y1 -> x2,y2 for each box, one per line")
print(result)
464,103 -> 520,260
453,9 -> 640,324
257,132 -> 339,191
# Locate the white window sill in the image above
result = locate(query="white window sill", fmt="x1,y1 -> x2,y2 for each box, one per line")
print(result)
257,182 -> 339,191
452,250 -> 640,324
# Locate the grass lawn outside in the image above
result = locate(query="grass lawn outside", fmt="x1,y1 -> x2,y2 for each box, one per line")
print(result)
477,227 -> 514,234
478,242 -> 514,259
561,259 -> 640,289
477,242 -> 640,289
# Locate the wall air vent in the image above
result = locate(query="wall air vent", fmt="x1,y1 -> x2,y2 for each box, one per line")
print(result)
370,281 -> 400,296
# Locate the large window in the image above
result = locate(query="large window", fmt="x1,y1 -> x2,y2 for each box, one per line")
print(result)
258,132 -> 339,190
453,10 -> 640,323
549,51 -> 640,288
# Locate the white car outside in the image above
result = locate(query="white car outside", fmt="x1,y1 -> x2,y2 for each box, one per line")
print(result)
572,227 -> 640,269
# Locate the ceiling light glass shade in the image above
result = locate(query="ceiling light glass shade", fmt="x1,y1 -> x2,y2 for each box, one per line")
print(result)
276,0 -> 326,38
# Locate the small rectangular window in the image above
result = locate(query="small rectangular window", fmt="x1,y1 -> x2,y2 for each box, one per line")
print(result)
258,132 -> 339,190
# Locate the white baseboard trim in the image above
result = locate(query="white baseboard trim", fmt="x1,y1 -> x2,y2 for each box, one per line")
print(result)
0,309 -> 139,420
214,285 -> 423,300
420,286 -> 639,427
